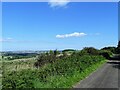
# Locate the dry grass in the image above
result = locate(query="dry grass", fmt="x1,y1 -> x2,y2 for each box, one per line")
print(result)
2,58 -> 37,72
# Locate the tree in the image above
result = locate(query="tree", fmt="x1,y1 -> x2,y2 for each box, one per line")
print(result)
115,41 -> 120,54
118,41 -> 120,48
101,47 -> 116,54
53,49 -> 59,56
49,50 -> 54,55
99,50 -> 112,59
82,47 -> 99,55
116,47 -> 120,54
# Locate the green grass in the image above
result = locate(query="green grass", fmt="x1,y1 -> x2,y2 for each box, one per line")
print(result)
33,60 -> 106,88
2,55 -> 106,88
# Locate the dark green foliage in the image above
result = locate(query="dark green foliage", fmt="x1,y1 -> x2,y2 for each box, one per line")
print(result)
101,47 -> 116,54
3,53 -> 38,60
71,47 -> 99,57
2,70 -> 36,88
81,47 -> 99,55
4,53 -> 37,57
54,49 -> 60,56
99,50 -> 112,59
116,47 -> 120,54
3,53 -> 105,88
34,53 -> 47,68
62,49 -> 76,57
114,41 -> 120,54
118,41 -> 120,48
100,43 -> 120,54
62,49 -> 76,52
34,50 -> 59,68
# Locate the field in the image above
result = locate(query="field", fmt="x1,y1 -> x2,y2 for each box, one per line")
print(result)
2,58 -> 36,72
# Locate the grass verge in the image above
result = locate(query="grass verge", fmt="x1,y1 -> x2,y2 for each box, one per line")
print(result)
33,60 -> 106,88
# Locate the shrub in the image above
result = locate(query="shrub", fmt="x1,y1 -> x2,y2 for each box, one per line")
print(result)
101,47 -> 116,54
81,47 -> 99,55
115,47 -> 120,54
34,50 -> 58,68
99,50 -> 112,59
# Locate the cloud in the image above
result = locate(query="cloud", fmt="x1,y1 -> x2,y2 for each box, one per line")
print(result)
0,38 -> 13,42
0,38 -> 33,43
48,0 -> 70,8
56,32 -> 87,38
0,38 -> 55,44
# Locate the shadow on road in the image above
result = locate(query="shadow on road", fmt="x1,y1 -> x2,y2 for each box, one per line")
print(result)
107,56 -> 120,88
107,61 -> 120,69
107,54 -> 120,69
109,54 -> 120,60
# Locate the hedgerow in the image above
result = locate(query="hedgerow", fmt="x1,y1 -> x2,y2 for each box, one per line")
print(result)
2,53 -> 105,88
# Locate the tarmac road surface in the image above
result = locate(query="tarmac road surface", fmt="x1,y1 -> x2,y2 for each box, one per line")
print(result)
74,60 -> 120,88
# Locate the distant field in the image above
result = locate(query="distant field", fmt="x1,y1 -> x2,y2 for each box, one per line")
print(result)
2,57 -> 37,72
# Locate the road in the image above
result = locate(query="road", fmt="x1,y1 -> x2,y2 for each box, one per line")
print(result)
73,60 -> 120,88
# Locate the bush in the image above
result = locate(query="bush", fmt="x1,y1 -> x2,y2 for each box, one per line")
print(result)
34,50 -> 59,68
99,50 -> 112,59
115,47 -> 120,54
101,47 -> 116,54
81,47 -> 99,55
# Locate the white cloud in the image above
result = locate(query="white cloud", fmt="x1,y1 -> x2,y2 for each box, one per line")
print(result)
56,32 -> 87,38
0,38 -> 13,42
48,0 -> 70,7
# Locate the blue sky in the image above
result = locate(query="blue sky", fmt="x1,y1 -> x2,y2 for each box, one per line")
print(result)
2,2 -> 118,51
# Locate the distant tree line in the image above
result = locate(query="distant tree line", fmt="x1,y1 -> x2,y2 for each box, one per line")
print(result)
101,46 -> 120,54
3,53 -> 38,60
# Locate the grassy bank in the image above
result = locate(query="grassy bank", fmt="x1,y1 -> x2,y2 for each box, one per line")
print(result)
2,55 -> 106,88
33,59 -> 106,88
